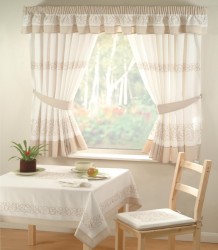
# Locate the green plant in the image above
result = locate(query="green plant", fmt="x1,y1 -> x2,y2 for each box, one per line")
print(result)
9,140 -> 47,161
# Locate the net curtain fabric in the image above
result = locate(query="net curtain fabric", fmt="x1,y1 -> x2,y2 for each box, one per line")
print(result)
30,33 -> 97,156
22,5 -> 207,159
128,34 -> 202,163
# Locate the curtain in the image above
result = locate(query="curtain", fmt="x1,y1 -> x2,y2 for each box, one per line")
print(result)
128,34 -> 202,163
22,6 -> 207,35
21,5 -> 207,158
30,33 -> 97,156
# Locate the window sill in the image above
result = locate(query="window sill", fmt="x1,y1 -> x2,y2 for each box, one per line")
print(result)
67,149 -> 157,162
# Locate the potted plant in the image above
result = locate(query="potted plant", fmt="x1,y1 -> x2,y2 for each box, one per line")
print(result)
9,140 -> 47,172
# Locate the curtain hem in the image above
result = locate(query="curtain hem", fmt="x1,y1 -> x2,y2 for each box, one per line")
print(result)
31,136 -> 88,157
144,141 -> 201,163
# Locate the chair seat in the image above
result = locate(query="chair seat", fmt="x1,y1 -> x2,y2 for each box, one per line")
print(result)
116,208 -> 195,230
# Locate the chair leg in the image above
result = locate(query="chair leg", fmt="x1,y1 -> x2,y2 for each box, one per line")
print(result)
137,234 -> 145,250
115,221 -> 124,250
83,244 -> 92,250
193,227 -> 201,250
168,235 -> 175,250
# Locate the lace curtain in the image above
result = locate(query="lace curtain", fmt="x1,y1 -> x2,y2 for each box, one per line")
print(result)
30,33 -> 97,156
22,5 -> 207,158
128,34 -> 202,163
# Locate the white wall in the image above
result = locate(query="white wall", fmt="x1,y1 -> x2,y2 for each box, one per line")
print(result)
0,0 -> 32,173
0,0 -> 218,242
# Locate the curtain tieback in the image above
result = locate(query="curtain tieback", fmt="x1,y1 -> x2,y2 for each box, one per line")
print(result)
33,90 -> 74,110
157,95 -> 201,114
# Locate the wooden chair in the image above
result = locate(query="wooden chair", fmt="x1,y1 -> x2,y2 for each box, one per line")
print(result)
115,152 -> 212,250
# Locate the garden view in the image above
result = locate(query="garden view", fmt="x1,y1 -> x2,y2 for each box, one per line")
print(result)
75,34 -> 157,150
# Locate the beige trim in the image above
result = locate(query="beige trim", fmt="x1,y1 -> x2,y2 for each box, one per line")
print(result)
22,5 -> 208,35
33,90 -> 74,110
157,95 -> 201,114
31,136 -> 88,157
149,144 -> 200,163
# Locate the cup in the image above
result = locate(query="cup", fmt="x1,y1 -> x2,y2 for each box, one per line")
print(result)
75,161 -> 95,171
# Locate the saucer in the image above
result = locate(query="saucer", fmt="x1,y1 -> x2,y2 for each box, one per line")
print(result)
71,167 -> 88,173
14,168 -> 45,176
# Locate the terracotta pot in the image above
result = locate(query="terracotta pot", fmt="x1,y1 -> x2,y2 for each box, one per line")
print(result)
20,159 -> 36,172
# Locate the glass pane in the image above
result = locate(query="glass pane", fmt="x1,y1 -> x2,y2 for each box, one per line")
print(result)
75,34 -> 157,150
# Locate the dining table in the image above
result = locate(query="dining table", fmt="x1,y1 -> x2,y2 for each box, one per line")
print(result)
0,165 -> 141,249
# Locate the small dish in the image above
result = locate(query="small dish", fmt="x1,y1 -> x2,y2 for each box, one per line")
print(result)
14,167 -> 45,176
71,167 -> 87,174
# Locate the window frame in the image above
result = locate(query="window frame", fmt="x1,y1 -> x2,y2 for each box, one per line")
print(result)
68,148 -> 156,162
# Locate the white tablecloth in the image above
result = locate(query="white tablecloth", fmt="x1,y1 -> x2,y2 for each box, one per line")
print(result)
0,165 -> 141,248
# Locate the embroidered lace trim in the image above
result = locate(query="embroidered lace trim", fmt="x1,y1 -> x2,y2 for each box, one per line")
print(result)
0,201 -> 84,220
0,185 -> 139,229
30,117 -> 80,138
138,62 -> 200,72
30,116 -> 88,156
153,122 -> 201,147
31,61 -> 87,70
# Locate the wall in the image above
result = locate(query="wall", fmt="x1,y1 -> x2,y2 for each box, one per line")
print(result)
0,0 -> 218,242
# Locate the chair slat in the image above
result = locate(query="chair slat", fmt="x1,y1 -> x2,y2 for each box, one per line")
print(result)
181,160 -> 203,173
176,183 -> 198,197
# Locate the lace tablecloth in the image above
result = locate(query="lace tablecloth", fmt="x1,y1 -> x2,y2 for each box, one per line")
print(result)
0,165 -> 141,248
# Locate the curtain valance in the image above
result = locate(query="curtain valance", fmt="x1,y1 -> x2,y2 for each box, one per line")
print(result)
22,5 -> 207,35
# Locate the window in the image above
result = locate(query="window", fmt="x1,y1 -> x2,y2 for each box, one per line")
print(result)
75,34 -> 157,150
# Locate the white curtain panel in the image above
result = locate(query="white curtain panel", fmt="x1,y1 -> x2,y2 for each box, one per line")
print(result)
30,33 -> 97,156
128,34 -> 202,163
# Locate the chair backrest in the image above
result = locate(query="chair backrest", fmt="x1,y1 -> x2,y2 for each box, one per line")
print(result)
169,152 -> 212,222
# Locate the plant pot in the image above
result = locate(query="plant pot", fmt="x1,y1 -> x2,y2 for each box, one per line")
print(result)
20,159 -> 36,172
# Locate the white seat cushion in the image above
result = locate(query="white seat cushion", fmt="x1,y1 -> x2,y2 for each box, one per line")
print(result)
117,208 -> 195,230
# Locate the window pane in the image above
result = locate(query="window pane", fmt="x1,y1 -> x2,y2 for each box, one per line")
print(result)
75,34 -> 157,150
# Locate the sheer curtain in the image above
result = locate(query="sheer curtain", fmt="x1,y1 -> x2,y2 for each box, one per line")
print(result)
128,34 -> 202,163
30,33 -> 97,156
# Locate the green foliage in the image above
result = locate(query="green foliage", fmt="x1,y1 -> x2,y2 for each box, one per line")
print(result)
9,140 -> 47,161
76,101 -> 157,149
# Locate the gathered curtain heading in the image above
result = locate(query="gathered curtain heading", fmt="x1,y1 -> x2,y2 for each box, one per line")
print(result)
22,5 -> 207,35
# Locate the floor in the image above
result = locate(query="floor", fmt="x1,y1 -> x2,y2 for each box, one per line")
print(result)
0,229 -> 217,250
